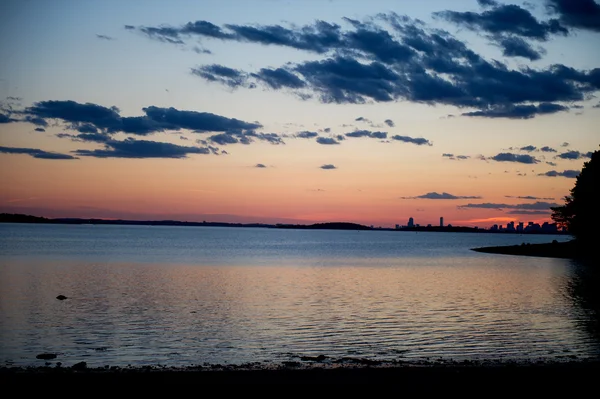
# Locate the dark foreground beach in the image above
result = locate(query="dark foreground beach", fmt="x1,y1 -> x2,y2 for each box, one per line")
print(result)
2,361 -> 600,388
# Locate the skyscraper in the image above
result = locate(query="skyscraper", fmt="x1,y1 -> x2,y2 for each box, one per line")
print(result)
440,217 -> 444,227
408,217 -> 414,228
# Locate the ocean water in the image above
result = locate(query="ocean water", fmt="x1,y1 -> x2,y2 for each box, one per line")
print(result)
1,223 -> 598,368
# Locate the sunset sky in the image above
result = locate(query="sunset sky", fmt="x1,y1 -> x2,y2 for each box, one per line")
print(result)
1,0 -> 598,228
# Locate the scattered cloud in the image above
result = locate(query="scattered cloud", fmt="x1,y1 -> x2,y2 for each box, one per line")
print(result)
73,138 -> 213,158
96,34 -> 115,41
384,119 -> 395,127
556,150 -> 593,159
316,137 -> 340,145
402,192 -> 482,200
435,3 -> 568,41
442,153 -> 470,160
255,163 -> 266,168
134,15 -> 600,117
22,100 -> 262,136
458,201 -> 560,210
295,131 -> 319,138
0,146 -> 77,160
489,152 -> 539,163
320,164 -> 337,169
546,161 -> 557,166
546,0 -> 600,32
519,145 -> 537,152
540,146 -> 557,152
345,129 -> 387,139
462,103 -> 569,119
191,65 -> 251,88
538,169 -> 580,178
391,135 -> 432,146
34,127 -> 46,132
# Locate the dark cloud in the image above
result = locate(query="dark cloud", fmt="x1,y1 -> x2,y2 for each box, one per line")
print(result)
73,138 -> 212,159
402,192 -> 482,200
251,68 -> 306,89
96,34 -> 115,41
74,123 -> 98,133
546,161 -> 558,166
34,127 -> 45,132
150,15 -> 600,116
489,152 -> 539,163
141,106 -> 262,132
248,132 -> 285,145
345,129 -> 387,139
316,137 -> 340,145
25,100 -> 122,130
497,36 -> 544,60
56,132 -> 111,143
135,26 -> 185,44
24,116 -> 48,126
391,135 -> 432,146
462,103 -> 569,119
520,145 -> 537,152
384,119 -> 395,127
538,169 -> 580,178
208,133 -> 239,145
562,142 -> 570,147
556,150 -> 593,159
505,195 -> 555,200
458,201 -> 560,210
295,131 -> 319,138
24,100 -> 262,138
192,46 -> 212,54
191,65 -> 250,88
0,146 -> 77,160
478,0 -> 499,7
435,4 -> 568,40
442,153 -> 470,160
255,163 -> 266,168
0,113 -> 15,123
546,0 -> 600,32
320,164 -> 337,169
540,146 -> 557,152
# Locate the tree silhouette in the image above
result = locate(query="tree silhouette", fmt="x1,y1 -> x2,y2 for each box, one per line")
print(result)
551,147 -> 599,251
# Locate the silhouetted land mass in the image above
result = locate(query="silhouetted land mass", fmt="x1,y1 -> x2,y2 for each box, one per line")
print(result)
0,213 -> 568,235
473,146 -> 598,262
472,239 -> 592,260
275,222 -> 372,230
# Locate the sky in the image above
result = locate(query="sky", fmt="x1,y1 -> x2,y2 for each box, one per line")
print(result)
0,0 -> 599,228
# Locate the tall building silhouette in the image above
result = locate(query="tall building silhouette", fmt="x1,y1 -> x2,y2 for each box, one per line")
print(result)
408,217 -> 414,228
440,217 -> 444,227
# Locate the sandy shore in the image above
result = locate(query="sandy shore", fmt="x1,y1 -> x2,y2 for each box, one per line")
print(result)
2,361 -> 600,387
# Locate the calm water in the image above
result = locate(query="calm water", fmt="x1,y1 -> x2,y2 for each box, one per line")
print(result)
1,223 -> 599,368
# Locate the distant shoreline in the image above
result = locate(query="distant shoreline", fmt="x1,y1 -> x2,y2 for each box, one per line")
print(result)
0,213 -> 569,236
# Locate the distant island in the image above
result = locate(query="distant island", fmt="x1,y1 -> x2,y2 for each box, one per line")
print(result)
0,213 -> 569,235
